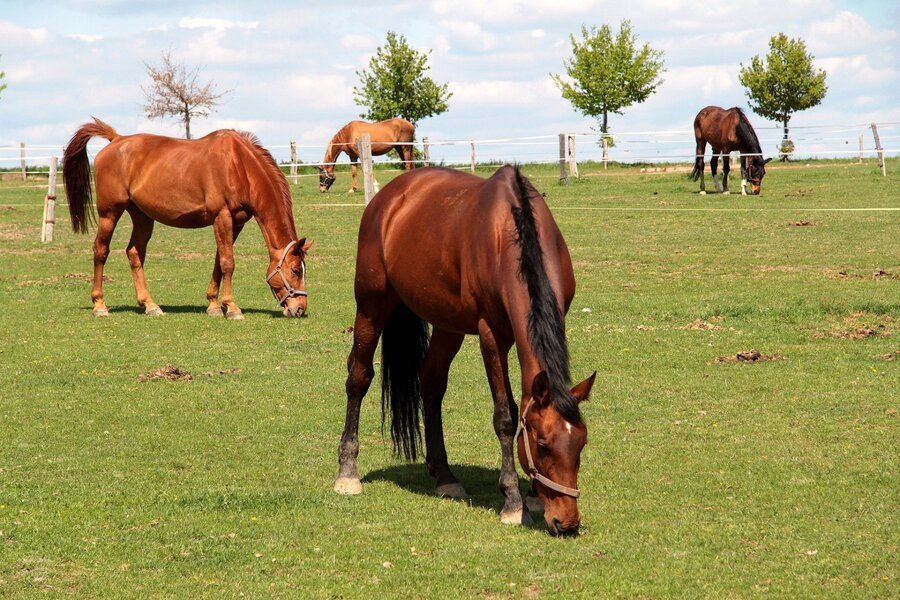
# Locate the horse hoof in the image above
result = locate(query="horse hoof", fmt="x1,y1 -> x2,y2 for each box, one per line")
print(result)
699,191 -> 707,195
93,308 -> 110,318
207,307 -> 224,317
226,310 -> 244,321
722,191 -> 730,195
525,495 -> 544,512
500,509 -> 532,525
145,306 -> 164,317
334,477 -> 362,495
435,482 -> 467,498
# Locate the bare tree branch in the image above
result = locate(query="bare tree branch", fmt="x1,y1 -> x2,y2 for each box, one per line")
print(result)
141,50 -> 230,138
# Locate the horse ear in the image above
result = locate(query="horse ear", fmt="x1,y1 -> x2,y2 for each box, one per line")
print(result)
763,157 -> 772,164
531,371 -> 551,408
293,238 -> 307,254
302,239 -> 314,252
571,372 -> 596,403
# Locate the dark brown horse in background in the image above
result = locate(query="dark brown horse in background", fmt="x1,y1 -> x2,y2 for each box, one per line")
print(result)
690,106 -> 771,195
333,165 -> 595,536
64,118 -> 312,319
318,118 -> 415,192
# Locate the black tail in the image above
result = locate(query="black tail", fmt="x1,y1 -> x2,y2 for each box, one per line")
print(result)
689,155 -> 703,181
381,303 -> 430,460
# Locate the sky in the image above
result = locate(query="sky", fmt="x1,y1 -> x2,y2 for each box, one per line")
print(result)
1,0 -> 898,165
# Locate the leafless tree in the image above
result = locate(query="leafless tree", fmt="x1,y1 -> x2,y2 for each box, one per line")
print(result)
142,50 -> 229,139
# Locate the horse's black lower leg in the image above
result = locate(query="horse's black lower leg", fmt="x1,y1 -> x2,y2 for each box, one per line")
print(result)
477,320 -> 527,525
711,150 -> 721,192
722,155 -> 730,193
421,328 -> 465,496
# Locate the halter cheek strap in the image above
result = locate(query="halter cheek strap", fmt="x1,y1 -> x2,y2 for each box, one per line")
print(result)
266,240 -> 308,306
515,398 -> 581,498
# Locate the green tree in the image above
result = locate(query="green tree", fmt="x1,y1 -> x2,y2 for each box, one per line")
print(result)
739,33 -> 827,156
353,31 -> 451,126
0,54 -> 7,99
552,21 -> 665,140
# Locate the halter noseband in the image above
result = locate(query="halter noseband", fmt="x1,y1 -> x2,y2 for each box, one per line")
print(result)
266,240 -> 308,306
515,398 -> 581,498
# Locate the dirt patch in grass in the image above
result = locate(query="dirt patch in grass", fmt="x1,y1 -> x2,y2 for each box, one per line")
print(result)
683,318 -> 724,330
827,269 -> 897,280
714,349 -> 783,364
877,351 -> 899,361
138,364 -> 193,382
784,188 -> 814,197
0,223 -> 25,241
202,368 -> 242,377
18,273 -> 111,286
812,313 -> 894,339
787,220 -> 815,226
177,252 -> 205,260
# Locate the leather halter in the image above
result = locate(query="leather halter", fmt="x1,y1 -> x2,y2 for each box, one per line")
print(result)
266,240 -> 308,306
515,397 -> 581,498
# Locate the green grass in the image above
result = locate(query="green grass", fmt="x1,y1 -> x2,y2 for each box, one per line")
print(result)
1,160 -> 897,598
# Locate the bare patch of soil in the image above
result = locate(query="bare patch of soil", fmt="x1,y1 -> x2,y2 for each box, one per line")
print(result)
18,273 -> 111,287
785,188 -> 814,197
827,269 -> 897,280
787,220 -> 815,226
877,351 -> 899,361
177,252 -> 205,260
812,313 -> 893,339
202,368 -> 242,377
0,223 -> 25,241
683,318 -> 722,331
714,350 -> 783,364
138,364 -> 193,382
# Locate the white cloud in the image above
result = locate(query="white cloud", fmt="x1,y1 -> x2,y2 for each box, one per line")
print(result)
71,34 -> 104,43
808,11 -> 898,55
280,74 -> 356,111
450,78 -> 558,108
817,55 -> 896,86
178,17 -> 259,30
0,20 -> 50,45
440,20 -> 499,52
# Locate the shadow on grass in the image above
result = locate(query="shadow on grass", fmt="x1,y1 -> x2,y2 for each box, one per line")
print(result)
102,304 -> 283,318
362,463 -> 546,532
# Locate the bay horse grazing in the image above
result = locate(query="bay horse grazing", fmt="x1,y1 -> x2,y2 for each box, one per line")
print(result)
690,106 -> 771,195
318,118 -> 415,192
334,165 -> 596,537
64,118 -> 312,319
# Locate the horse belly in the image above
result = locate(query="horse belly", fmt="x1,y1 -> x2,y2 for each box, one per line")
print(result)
130,195 -> 214,228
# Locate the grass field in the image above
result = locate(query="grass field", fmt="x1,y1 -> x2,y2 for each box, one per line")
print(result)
1,160 -> 897,598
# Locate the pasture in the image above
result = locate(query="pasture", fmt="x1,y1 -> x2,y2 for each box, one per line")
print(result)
0,160 -> 897,597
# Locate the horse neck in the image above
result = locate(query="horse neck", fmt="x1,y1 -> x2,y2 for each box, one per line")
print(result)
249,182 -> 298,255
322,132 -> 345,174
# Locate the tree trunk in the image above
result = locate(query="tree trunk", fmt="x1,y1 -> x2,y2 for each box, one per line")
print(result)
781,115 -> 791,162
783,115 -> 790,141
185,102 -> 192,139
601,110 -> 609,166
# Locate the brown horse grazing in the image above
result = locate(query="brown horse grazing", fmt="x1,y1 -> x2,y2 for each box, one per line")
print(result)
63,118 -> 312,319
690,106 -> 772,195
334,165 -> 596,537
318,118 -> 415,192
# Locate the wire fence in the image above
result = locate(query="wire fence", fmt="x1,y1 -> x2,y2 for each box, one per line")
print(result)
2,121 -> 897,178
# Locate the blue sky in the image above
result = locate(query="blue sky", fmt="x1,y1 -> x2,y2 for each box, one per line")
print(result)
1,0 -> 898,164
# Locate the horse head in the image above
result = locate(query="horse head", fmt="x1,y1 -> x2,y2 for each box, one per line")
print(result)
518,370 -> 595,536
266,238 -> 314,317
745,157 -> 772,194
318,166 -> 336,192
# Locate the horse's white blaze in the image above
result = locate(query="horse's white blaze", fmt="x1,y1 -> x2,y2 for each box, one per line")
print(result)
565,422 -> 573,434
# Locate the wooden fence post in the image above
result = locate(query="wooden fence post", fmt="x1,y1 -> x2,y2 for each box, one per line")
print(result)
423,137 -> 430,167
357,134 -> 375,205
470,141 -> 475,173
858,134 -> 863,163
20,143 -> 26,181
558,133 -> 568,184
871,123 -> 886,176
567,134 -> 579,178
290,141 -> 298,184
41,156 -> 57,242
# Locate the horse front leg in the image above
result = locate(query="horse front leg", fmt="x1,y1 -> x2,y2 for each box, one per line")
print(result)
478,320 -> 529,525
124,205 -> 163,316
211,210 -> 242,320
206,221 -> 245,317
421,328 -> 466,498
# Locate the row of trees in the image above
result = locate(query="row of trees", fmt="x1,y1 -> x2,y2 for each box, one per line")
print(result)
71,27 -> 826,158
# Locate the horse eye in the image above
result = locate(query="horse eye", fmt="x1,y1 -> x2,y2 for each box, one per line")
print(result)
536,441 -> 551,456
291,266 -> 302,276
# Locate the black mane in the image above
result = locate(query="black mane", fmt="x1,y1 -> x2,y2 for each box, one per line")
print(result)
733,107 -> 763,155
508,166 -> 582,425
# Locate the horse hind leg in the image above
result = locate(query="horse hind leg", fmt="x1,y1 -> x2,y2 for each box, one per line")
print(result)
421,328 -> 466,498
711,149 -> 722,193
124,205 -> 163,316
722,154 -> 731,195
89,189 -> 128,317
335,293 -> 398,495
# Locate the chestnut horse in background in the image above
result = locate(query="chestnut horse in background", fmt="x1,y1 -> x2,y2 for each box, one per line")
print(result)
690,106 -> 771,195
64,118 -> 312,319
334,165 -> 596,537
318,118 -> 415,192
